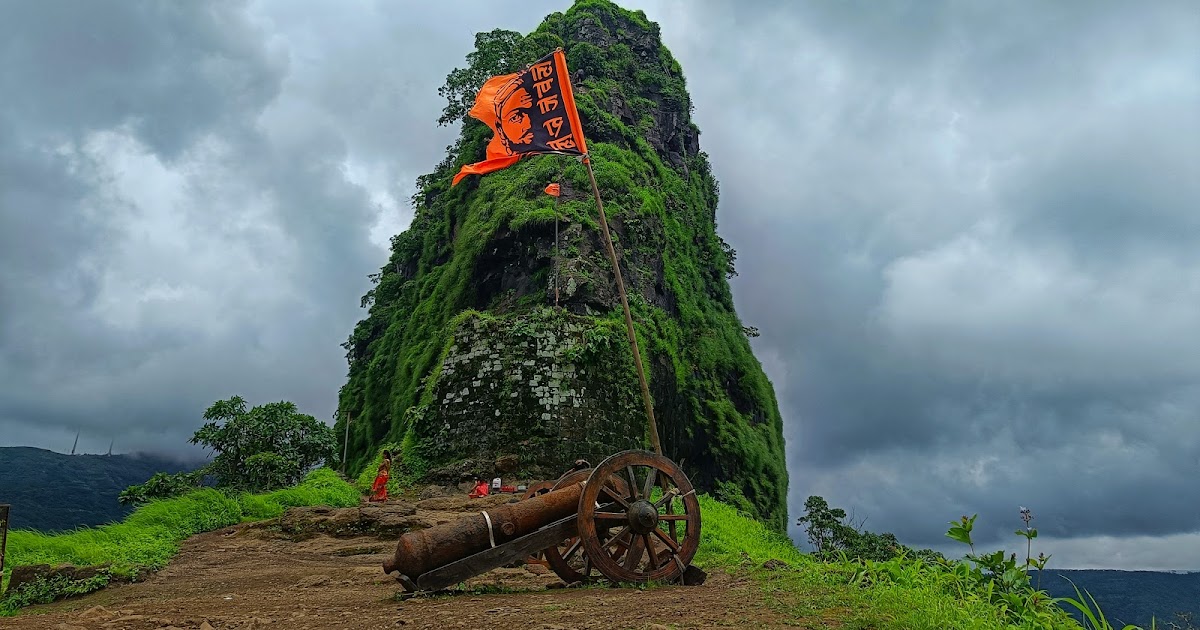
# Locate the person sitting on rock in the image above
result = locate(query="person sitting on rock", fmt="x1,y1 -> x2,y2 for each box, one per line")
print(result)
468,477 -> 489,498
369,450 -> 392,502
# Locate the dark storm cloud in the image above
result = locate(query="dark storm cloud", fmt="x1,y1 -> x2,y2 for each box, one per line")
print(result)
0,0 -> 285,157
0,0 -> 565,457
1,0 -> 1196,569
649,0 -> 1200,567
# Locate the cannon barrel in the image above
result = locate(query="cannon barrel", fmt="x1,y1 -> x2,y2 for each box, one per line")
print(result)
383,481 -> 584,579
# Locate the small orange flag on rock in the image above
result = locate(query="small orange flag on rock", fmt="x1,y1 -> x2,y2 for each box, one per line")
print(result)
544,183 -> 561,197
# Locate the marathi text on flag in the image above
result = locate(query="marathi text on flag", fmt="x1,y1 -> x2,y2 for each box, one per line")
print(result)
452,49 -> 588,186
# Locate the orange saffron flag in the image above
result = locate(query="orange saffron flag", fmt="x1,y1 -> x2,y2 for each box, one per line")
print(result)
544,183 -> 561,197
452,49 -> 588,187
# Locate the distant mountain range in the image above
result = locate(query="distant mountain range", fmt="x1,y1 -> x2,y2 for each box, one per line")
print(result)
0,446 -> 204,532
1037,569 -> 1200,628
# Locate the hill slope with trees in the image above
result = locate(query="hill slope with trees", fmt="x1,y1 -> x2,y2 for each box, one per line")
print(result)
0,447 -> 200,532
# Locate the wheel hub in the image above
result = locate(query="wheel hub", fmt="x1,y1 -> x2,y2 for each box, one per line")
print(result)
627,499 -> 659,534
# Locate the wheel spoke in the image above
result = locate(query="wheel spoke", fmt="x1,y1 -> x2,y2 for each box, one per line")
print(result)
624,533 -> 646,571
652,527 -> 681,553
562,538 -> 582,562
658,514 -> 689,521
642,467 -> 657,501
593,511 -> 626,521
603,479 -> 632,508
655,488 -> 678,509
643,533 -> 662,569
625,466 -> 640,499
606,526 -> 632,553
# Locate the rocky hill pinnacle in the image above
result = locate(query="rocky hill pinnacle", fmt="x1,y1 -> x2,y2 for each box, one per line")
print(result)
337,0 -> 789,530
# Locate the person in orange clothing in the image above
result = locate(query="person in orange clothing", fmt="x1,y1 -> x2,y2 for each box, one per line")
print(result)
468,477 -> 490,498
368,450 -> 392,502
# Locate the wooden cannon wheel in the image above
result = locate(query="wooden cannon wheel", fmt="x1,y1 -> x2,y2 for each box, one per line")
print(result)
541,468 -> 629,585
577,450 -> 701,584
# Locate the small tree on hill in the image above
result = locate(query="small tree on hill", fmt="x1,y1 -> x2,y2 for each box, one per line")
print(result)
121,395 -> 337,504
797,495 -> 944,564
190,396 -> 337,492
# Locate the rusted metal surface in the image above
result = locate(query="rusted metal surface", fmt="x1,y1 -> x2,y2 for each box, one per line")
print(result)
521,481 -> 556,567
0,504 -> 9,578
414,514 -> 577,593
521,481 -> 555,501
383,481 -> 584,579
576,450 -> 702,584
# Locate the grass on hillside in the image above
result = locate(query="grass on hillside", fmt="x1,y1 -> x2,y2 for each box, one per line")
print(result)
694,496 -> 1086,630
4,467 -> 1105,629
0,467 -> 359,614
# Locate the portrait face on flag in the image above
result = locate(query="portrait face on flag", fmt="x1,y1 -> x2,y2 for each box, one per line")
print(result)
454,49 -> 588,186
486,50 -> 586,157
496,82 -> 535,149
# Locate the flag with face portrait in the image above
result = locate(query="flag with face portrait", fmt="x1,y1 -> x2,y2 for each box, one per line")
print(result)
452,49 -> 589,186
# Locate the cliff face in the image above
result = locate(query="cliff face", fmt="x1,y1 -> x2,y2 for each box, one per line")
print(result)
337,0 -> 789,530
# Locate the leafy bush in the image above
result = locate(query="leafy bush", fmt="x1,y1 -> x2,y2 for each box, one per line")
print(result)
191,396 -> 336,492
0,572 -> 111,616
243,452 -> 293,492
117,469 -> 208,505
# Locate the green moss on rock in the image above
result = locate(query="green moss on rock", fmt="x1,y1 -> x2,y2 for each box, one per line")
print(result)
337,0 -> 789,531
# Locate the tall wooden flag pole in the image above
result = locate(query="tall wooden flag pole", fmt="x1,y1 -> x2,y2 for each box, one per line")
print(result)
583,156 -> 662,456
545,182 -> 563,307
451,48 -> 662,455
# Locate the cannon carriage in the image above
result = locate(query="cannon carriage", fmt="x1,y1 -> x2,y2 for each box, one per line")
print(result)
382,449 -> 702,593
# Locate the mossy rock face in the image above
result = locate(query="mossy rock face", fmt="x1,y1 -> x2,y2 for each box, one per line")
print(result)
411,309 -> 645,480
337,0 -> 789,531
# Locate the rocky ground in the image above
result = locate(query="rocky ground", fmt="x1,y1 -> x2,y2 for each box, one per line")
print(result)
5,490 -> 795,629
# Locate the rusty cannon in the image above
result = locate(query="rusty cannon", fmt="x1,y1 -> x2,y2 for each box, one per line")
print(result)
382,449 -> 702,593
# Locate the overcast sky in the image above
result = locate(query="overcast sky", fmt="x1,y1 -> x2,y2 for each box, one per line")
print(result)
2,0 -> 1197,570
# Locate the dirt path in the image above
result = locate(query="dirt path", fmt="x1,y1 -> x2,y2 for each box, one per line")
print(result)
6,500 -> 795,630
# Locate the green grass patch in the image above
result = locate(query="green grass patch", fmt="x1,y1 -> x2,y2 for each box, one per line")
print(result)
694,496 -> 1083,629
1,467 -> 358,615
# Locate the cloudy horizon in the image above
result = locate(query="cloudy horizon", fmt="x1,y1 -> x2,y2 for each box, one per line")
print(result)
2,0 -> 1197,570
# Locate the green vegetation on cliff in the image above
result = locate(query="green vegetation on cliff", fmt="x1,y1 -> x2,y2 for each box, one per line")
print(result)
337,0 -> 788,531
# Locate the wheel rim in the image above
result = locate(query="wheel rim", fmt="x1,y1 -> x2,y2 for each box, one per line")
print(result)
577,450 -> 701,584
542,468 -> 629,584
